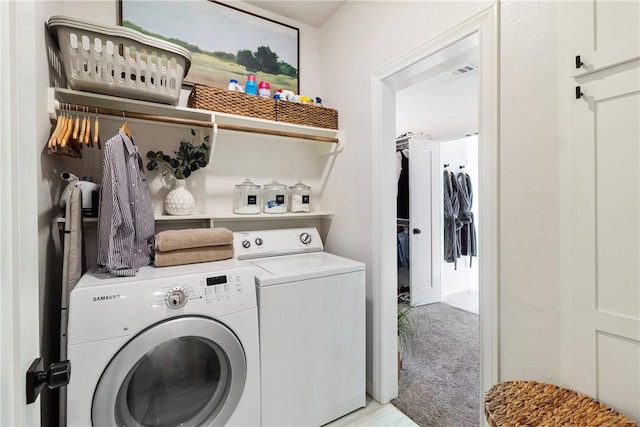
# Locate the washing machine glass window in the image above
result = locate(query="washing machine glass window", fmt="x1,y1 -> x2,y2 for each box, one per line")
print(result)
92,317 -> 247,427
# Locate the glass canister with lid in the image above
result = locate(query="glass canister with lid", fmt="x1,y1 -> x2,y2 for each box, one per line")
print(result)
263,180 -> 288,213
289,180 -> 312,213
233,178 -> 261,214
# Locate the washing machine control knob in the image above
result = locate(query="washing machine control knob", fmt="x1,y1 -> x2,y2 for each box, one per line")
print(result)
255,237 -> 263,246
242,240 -> 251,249
300,232 -> 312,245
165,287 -> 187,309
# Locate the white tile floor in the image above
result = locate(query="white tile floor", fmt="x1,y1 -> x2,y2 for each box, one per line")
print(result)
443,288 -> 479,314
325,397 -> 418,427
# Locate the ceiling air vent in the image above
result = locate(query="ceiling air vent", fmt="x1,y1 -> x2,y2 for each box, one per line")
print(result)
452,64 -> 477,75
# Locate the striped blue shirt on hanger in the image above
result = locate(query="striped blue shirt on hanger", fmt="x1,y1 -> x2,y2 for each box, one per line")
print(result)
97,129 -> 154,276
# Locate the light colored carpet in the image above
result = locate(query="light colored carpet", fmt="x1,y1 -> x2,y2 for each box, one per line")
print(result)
391,302 -> 479,427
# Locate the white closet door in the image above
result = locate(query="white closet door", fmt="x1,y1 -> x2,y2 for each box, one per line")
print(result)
570,0 -> 640,76
570,65 -> 640,422
409,139 -> 442,306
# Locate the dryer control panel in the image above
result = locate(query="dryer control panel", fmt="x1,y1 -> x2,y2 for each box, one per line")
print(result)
233,227 -> 323,260
154,269 -> 250,309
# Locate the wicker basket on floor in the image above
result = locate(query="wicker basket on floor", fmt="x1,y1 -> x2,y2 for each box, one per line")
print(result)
188,84 -> 276,121
484,380 -> 638,427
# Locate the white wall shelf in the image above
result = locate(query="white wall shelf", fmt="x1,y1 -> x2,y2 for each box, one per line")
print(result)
49,88 -> 341,145
58,211 -> 334,227
207,211 -> 334,222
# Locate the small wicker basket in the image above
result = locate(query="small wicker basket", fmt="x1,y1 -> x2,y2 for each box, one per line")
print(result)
188,84 -> 276,121
485,380 -> 638,427
276,100 -> 338,130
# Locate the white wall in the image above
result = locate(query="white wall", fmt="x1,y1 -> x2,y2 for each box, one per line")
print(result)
498,0 -> 560,383
320,0 -> 562,389
396,71 -> 478,140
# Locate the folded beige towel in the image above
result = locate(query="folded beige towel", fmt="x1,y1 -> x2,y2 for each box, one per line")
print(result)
154,245 -> 234,267
154,228 -> 233,252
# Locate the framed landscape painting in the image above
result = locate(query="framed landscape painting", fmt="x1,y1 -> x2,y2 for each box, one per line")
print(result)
118,0 -> 299,93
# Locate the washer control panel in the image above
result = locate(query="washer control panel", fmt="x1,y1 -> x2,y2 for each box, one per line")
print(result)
233,227 -> 323,259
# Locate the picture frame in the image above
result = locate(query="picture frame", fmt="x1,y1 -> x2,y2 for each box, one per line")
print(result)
118,0 -> 299,93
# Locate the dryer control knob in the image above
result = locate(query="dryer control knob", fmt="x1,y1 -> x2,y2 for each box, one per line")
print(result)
165,288 -> 187,309
300,232 -> 312,245
242,240 -> 251,249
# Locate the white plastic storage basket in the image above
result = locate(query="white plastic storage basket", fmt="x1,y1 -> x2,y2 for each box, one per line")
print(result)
47,16 -> 191,105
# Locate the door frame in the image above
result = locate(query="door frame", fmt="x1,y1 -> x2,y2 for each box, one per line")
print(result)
0,1 -> 42,425
369,2 -> 499,408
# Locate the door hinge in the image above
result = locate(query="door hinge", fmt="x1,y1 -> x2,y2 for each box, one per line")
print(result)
575,55 -> 584,69
575,86 -> 583,99
26,357 -> 71,404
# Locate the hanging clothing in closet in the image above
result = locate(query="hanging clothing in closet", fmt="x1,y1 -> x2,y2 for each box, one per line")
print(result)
457,171 -> 477,265
397,149 -> 410,220
397,226 -> 410,268
443,168 -> 462,269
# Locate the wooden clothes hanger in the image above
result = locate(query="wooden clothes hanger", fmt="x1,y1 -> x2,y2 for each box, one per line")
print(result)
94,108 -> 101,149
121,112 -> 132,139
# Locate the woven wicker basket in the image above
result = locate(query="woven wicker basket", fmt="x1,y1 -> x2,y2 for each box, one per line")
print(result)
485,380 -> 638,427
276,100 -> 338,130
188,84 -> 276,121
188,84 -> 339,130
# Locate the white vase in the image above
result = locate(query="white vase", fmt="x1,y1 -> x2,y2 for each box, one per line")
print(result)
165,179 -> 195,215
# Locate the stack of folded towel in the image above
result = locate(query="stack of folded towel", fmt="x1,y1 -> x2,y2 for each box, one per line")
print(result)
153,227 -> 234,267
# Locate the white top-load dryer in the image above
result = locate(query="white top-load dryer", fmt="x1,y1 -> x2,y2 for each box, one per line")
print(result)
66,260 -> 260,427
234,228 -> 366,427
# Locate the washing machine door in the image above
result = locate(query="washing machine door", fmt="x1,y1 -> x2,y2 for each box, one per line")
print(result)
92,316 -> 246,427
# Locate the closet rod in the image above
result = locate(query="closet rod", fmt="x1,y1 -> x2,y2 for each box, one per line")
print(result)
55,101 -> 214,128
217,124 -> 339,144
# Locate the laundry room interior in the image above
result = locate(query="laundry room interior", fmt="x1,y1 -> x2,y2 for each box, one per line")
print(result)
3,1 -> 640,427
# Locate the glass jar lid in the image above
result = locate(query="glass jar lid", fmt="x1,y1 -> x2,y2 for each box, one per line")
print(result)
289,180 -> 311,190
235,177 -> 260,189
263,180 -> 287,191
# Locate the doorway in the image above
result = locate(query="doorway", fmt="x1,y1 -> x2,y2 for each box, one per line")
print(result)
369,3 -> 499,418
395,33 -> 479,310
392,35 -> 481,425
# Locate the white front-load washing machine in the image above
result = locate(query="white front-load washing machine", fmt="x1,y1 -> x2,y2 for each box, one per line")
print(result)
233,228 -> 366,427
66,260 -> 260,427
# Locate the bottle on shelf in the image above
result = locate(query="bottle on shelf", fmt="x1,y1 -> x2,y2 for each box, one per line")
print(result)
258,80 -> 271,98
228,79 -> 244,93
245,74 -> 257,96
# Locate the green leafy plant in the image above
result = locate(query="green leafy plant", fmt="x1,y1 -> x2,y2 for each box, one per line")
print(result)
398,304 -> 418,355
146,129 -> 210,179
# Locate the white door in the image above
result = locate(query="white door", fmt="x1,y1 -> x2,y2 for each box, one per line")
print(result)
570,65 -> 640,422
0,1 -> 41,425
570,0 -> 640,76
409,138 -> 442,306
